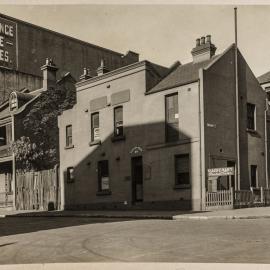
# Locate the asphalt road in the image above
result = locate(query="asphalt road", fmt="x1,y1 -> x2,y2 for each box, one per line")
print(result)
0,217 -> 269,264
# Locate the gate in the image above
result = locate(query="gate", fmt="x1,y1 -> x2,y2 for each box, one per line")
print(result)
206,188 -> 234,210
0,173 -> 13,208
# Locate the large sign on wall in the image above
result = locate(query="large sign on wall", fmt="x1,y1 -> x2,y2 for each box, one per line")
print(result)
208,167 -> 235,177
0,17 -> 17,69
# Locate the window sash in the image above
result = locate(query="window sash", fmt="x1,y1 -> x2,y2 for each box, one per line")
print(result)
98,160 -> 109,191
91,113 -> 100,141
114,106 -> 123,136
66,125 -> 72,146
175,154 -> 190,185
247,103 -> 255,130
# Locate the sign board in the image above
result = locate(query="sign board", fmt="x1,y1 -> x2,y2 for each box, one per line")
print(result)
101,177 -> 109,190
93,128 -> 100,141
0,17 -> 17,69
208,167 -> 235,177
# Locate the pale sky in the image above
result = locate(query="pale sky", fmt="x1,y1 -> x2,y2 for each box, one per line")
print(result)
0,3 -> 269,76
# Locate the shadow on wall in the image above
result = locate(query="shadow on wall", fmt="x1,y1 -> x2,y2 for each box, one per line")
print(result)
63,121 -> 195,211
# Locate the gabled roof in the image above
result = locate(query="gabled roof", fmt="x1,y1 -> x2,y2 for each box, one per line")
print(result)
257,71 -> 270,85
147,55 -> 220,94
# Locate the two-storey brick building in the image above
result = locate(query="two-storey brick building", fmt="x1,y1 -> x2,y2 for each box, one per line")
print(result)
58,36 -> 268,211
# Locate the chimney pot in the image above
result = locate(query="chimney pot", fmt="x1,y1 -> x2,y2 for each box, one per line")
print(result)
206,35 -> 211,43
79,67 -> 91,81
196,38 -> 200,47
200,36 -> 205,45
97,59 -> 109,76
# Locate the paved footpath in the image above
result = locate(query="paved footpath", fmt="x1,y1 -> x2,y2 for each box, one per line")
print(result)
1,206 -> 270,219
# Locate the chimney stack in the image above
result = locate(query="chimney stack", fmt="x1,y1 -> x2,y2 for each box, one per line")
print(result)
191,35 -> 217,63
79,67 -> 91,81
97,59 -> 109,76
40,58 -> 58,90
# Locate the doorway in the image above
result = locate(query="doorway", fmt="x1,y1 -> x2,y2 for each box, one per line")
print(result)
131,156 -> 143,203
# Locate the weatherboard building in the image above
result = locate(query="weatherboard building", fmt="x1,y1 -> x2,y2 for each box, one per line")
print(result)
58,36 -> 268,211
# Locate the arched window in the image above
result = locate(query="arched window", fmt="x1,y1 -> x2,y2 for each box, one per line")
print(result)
9,92 -> 18,111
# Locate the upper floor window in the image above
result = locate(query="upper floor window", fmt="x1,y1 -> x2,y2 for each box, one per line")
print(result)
66,125 -> 73,147
9,93 -> 17,111
91,112 -> 100,142
114,106 -> 123,137
247,103 -> 256,130
0,124 -> 11,147
165,93 -> 179,142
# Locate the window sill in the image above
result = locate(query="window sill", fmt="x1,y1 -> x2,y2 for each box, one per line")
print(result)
89,140 -> 101,146
174,184 -> 191,190
65,145 -> 74,150
111,135 -> 126,142
96,190 -> 111,196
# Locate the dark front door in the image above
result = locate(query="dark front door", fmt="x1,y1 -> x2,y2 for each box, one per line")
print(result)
131,156 -> 143,203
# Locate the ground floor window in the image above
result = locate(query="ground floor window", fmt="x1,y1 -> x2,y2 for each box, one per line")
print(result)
250,165 -> 257,187
175,154 -> 190,186
67,167 -> 75,183
98,160 -> 110,191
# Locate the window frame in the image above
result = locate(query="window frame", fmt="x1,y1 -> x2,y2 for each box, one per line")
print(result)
174,153 -> 191,189
250,165 -> 257,188
65,125 -> 73,148
113,105 -> 124,137
97,160 -> 111,195
91,112 -> 100,142
247,103 -> 256,131
165,92 -> 179,143
67,167 -> 75,183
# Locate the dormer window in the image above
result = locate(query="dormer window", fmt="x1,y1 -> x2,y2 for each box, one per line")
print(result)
9,92 -> 18,111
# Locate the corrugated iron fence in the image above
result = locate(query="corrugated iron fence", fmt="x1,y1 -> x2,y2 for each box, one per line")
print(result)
16,168 -> 60,210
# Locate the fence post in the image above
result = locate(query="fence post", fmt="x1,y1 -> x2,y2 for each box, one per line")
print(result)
231,187 -> 234,208
261,186 -> 264,204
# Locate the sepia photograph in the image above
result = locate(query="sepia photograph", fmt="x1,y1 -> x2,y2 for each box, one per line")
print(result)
0,1 -> 270,269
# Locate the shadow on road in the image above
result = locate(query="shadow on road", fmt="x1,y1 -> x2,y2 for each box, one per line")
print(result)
0,216 -> 130,237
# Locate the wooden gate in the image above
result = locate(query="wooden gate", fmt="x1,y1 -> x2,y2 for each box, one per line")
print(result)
0,173 -> 13,208
16,168 -> 60,210
206,188 -> 234,210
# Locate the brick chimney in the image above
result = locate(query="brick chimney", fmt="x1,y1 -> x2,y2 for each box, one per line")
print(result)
191,35 -> 217,63
40,58 -> 58,90
79,67 -> 91,81
97,59 -> 109,76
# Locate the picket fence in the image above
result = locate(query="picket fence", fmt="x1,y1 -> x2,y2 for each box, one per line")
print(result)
16,168 -> 60,210
206,187 -> 270,210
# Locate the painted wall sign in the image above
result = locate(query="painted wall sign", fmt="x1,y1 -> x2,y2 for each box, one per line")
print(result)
208,167 -> 235,177
0,17 -> 17,69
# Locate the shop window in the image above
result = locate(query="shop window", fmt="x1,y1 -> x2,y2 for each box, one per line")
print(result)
67,167 -> 75,183
250,165 -> 257,187
175,154 -> 190,187
247,103 -> 256,130
165,93 -> 179,142
91,112 -> 100,142
66,125 -> 73,147
114,106 -> 123,137
97,160 -> 110,191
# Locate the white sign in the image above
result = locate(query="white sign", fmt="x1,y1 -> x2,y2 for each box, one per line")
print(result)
93,127 -> 100,140
101,177 -> 109,190
208,167 -> 235,177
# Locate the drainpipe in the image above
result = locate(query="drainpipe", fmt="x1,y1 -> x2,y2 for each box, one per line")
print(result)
11,113 -> 16,209
265,98 -> 269,188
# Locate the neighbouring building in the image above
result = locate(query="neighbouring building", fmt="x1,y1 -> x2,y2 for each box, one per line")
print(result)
0,12 -> 138,104
0,13 -> 139,209
58,35 -> 268,211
